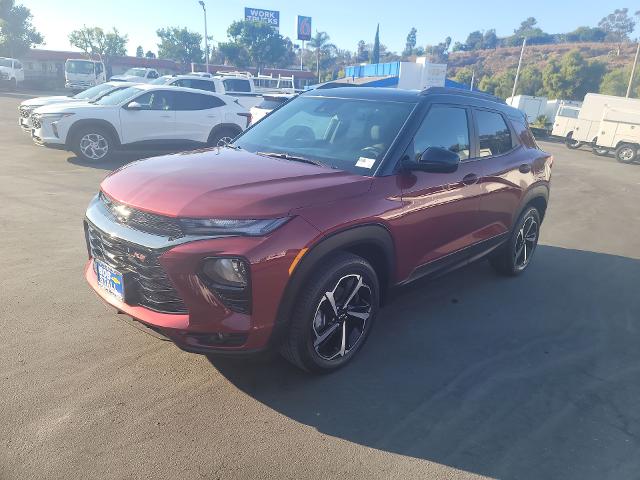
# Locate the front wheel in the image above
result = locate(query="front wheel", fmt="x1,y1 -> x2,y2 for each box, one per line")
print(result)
592,146 -> 609,156
280,252 -> 380,373
565,133 -> 582,149
208,127 -> 240,147
615,143 -> 638,164
490,206 -> 541,276
71,127 -> 114,162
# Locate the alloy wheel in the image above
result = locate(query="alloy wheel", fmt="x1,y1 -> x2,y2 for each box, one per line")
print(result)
216,136 -> 234,147
619,147 -> 635,162
79,133 -> 109,160
514,215 -> 538,269
312,274 -> 372,361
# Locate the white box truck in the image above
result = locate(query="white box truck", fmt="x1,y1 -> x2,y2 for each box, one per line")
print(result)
551,104 -> 582,148
0,57 -> 24,88
506,95 -> 547,124
593,107 -> 640,163
570,93 -> 640,149
65,58 -> 106,92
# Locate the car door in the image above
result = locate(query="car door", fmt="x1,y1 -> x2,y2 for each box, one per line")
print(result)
472,108 -> 529,238
173,91 -> 226,142
398,103 -> 486,270
119,90 -> 176,144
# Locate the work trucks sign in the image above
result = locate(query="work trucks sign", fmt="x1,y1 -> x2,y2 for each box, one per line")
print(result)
245,7 -> 280,30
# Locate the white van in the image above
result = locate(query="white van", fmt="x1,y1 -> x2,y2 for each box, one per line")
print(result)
571,93 -> 640,147
551,104 -> 582,147
594,107 -> 640,163
65,59 -> 106,91
0,57 -> 25,88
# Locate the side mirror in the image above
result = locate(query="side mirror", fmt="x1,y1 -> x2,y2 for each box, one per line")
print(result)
125,101 -> 142,111
410,146 -> 460,173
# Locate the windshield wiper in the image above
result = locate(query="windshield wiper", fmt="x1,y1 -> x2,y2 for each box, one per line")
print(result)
256,151 -> 325,167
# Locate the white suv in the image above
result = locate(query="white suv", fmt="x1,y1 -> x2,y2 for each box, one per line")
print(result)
18,81 -> 130,130
31,84 -> 250,162
151,74 -> 225,94
110,68 -> 160,83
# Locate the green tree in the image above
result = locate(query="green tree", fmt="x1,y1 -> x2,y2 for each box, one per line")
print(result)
517,65 -> 543,95
370,24 -> 380,64
542,50 -> 605,100
483,29 -> 498,49
68,27 -> 128,66
308,31 -> 335,81
465,31 -> 483,50
600,67 -> 640,97
218,41 -> 249,67
223,20 -> 291,71
0,0 -> 43,57
135,45 -> 143,57
144,50 -> 156,59
403,27 -> 416,57
598,8 -> 636,55
424,37 -> 451,63
564,26 -> 606,43
452,67 -> 474,86
478,71 -> 515,98
156,26 -> 203,64
356,40 -> 368,62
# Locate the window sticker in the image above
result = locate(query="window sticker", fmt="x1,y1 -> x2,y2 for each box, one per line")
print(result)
355,157 -> 376,169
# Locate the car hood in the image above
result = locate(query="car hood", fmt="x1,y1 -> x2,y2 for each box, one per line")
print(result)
22,96 -> 79,108
0,66 -> 12,74
110,75 -> 142,82
101,148 -> 373,218
33,102 -> 112,114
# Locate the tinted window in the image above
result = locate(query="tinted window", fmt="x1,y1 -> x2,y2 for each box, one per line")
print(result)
95,86 -> 143,106
476,110 -> 514,157
15,61 -> 22,69
95,63 -> 103,74
174,78 -> 215,92
413,105 -> 470,160
134,90 -> 173,110
223,79 -> 251,93
172,91 -> 224,110
558,107 -> 579,119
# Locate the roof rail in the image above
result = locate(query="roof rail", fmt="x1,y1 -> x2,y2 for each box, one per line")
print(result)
216,70 -> 254,78
420,86 -> 506,104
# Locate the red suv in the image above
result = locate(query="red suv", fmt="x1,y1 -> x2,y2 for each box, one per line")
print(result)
84,87 -> 552,372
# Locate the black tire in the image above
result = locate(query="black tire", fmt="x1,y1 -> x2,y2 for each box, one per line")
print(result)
565,132 -> 581,149
490,206 -> 541,276
71,126 -> 114,162
615,143 -> 638,164
208,127 -> 240,147
280,252 -> 380,373
592,146 -> 609,156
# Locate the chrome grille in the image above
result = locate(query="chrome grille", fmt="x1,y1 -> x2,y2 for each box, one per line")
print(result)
100,192 -> 184,239
86,222 -> 187,314
19,106 -> 32,118
31,115 -> 41,129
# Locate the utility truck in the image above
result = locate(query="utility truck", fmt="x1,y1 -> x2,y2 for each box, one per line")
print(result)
593,107 -> 640,163
65,59 -> 106,91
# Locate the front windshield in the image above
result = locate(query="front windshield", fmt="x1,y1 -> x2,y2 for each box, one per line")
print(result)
73,83 -> 116,100
93,86 -> 143,106
0,58 -> 12,68
124,68 -> 147,77
234,96 -> 415,175
66,60 -> 95,74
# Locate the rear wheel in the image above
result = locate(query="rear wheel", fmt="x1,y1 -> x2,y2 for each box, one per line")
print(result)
71,126 -> 114,162
208,127 -> 240,147
565,132 -> 581,149
490,206 -> 541,276
280,252 -> 379,373
615,143 -> 638,164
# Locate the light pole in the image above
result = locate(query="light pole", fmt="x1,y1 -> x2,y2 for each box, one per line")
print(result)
626,42 -> 639,98
198,0 -> 209,74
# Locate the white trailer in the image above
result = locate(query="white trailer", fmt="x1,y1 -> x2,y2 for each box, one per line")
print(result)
506,95 -> 547,124
593,107 -> 640,163
571,93 -> 640,147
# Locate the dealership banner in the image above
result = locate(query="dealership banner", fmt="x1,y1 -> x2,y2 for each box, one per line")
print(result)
245,7 -> 280,29
297,16 -> 312,41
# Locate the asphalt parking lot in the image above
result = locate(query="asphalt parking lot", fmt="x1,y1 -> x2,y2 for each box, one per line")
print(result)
1,91 -> 639,480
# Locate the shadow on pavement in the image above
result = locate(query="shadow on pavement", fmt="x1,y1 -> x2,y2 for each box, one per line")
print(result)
66,149 -> 182,171
209,245 -> 640,479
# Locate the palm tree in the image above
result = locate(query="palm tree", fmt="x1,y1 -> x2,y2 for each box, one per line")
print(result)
307,31 -> 336,82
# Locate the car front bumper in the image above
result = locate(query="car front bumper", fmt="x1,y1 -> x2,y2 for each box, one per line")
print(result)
83,194 -> 319,354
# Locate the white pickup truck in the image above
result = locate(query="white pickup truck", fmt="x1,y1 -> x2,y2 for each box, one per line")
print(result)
0,57 -> 25,88
110,68 -> 160,83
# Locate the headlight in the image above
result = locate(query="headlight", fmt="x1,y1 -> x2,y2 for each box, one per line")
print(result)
37,113 -> 75,122
202,258 -> 248,287
179,217 -> 290,236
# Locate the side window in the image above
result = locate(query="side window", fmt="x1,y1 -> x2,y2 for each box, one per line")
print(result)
133,91 -> 173,110
223,79 -> 251,93
95,63 -> 103,75
147,70 -> 159,79
413,105 -> 470,160
192,79 -> 215,92
172,91 -> 224,110
475,110 -> 514,157
15,61 -> 22,70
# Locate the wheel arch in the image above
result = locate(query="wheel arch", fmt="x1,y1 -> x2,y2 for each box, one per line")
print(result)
208,123 -> 243,144
269,223 -> 395,348
518,184 -> 549,223
615,140 -> 639,150
66,119 -> 121,147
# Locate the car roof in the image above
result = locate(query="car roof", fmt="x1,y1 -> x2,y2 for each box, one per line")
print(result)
305,86 -> 420,103
133,83 -> 222,96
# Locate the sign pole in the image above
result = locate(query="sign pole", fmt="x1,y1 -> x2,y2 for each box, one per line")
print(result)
301,40 -> 304,71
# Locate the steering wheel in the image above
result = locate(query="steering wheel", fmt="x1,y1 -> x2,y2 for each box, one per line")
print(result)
359,145 -> 383,159
285,125 -> 315,143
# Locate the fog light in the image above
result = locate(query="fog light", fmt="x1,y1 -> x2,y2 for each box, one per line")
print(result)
202,258 -> 248,287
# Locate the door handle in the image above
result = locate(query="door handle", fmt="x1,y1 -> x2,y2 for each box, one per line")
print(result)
462,173 -> 479,185
519,164 -> 532,173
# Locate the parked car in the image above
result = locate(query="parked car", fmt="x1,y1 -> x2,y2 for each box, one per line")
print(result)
594,107 -> 640,163
0,57 -> 24,88
83,87 -> 552,372
249,93 -> 296,124
110,67 -> 160,83
31,84 -> 249,161
151,74 -> 225,93
18,81 -> 131,131
65,59 -> 106,91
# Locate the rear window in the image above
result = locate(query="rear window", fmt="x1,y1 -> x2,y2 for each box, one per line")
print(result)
223,79 -> 252,93
475,110 -> 514,157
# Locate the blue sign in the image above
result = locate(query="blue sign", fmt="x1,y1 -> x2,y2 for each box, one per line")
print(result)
297,16 -> 312,41
245,7 -> 280,30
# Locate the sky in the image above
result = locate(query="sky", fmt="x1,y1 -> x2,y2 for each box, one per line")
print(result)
25,0 -> 639,57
